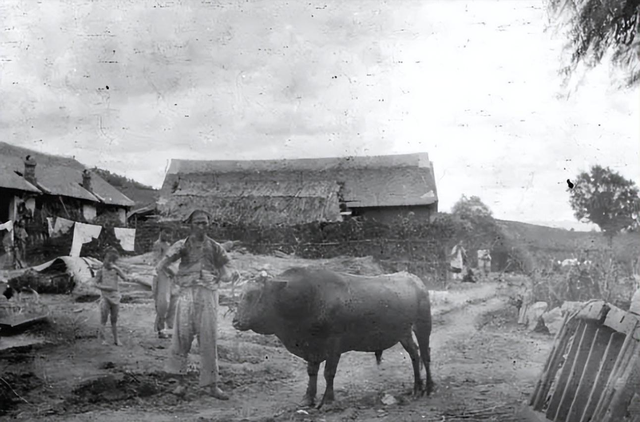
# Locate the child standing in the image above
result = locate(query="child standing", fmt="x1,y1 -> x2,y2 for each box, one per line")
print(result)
94,247 -> 129,346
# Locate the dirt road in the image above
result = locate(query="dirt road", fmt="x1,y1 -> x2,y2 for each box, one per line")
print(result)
1,282 -> 553,421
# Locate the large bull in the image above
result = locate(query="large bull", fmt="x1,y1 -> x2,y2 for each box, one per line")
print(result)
231,267 -> 434,408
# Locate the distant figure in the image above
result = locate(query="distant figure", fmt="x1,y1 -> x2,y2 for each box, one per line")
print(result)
31,207 -> 48,242
450,241 -> 467,281
13,220 -> 28,267
477,249 -> 492,277
152,228 -> 178,339
2,228 -> 14,268
17,202 -> 32,226
93,247 -> 130,346
462,268 -> 476,283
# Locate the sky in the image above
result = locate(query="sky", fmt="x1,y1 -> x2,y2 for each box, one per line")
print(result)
1,0 -> 638,231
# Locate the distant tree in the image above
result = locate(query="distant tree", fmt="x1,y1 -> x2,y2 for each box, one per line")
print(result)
547,0 -> 640,88
92,167 -> 154,190
451,195 -> 494,221
568,165 -> 640,246
451,195 -> 499,250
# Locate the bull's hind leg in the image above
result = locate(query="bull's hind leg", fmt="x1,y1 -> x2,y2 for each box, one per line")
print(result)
415,324 -> 435,395
400,335 -> 422,397
375,350 -> 383,365
301,361 -> 320,407
318,353 -> 341,409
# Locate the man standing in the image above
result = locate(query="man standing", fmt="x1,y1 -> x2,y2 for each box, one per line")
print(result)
152,228 -> 178,339
156,209 -> 238,400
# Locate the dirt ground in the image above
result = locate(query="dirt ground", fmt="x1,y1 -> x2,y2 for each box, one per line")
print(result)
0,269 -> 553,422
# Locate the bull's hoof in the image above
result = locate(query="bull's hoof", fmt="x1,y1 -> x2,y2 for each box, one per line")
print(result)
300,395 -> 315,408
425,381 -> 436,396
317,393 -> 334,409
413,386 -> 423,398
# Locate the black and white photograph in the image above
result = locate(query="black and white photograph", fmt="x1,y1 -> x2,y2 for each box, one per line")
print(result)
1,0 -> 639,421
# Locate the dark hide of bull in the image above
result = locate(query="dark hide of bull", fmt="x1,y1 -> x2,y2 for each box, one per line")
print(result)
232,267 -> 434,409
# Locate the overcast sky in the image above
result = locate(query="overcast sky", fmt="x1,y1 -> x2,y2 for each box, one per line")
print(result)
1,0 -> 638,230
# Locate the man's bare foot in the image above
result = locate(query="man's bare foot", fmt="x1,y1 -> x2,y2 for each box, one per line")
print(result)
172,385 -> 187,397
114,340 -> 121,346
206,385 -> 229,400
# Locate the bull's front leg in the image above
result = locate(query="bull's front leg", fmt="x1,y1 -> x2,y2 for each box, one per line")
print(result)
318,353 -> 341,409
301,361 -> 320,407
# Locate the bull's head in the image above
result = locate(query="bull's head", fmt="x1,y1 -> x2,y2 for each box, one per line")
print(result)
231,273 -> 287,335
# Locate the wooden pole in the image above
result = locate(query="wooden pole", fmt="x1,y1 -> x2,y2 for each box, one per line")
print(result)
550,320 -> 599,422
530,312 -> 575,409
579,331 -> 625,422
591,287 -> 640,422
602,351 -> 640,422
592,326 -> 639,421
566,327 -> 611,421
545,320 -> 587,418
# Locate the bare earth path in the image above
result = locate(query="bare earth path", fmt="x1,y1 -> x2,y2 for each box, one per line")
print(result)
1,282 -> 553,421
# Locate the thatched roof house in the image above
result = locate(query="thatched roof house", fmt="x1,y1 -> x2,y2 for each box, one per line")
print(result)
0,142 -> 135,225
158,152 -> 438,226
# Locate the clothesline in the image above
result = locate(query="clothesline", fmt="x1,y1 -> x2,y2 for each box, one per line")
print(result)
1,216 -> 137,256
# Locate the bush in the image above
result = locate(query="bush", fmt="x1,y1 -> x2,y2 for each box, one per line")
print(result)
529,254 -> 637,310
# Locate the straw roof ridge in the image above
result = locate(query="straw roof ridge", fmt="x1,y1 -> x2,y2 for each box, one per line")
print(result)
167,152 -> 432,175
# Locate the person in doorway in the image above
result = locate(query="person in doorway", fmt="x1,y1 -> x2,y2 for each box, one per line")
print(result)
152,227 -> 178,339
156,209 -> 239,400
93,247 -> 130,346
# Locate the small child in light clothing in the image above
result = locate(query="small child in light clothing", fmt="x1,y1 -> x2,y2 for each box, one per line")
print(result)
93,247 -> 129,346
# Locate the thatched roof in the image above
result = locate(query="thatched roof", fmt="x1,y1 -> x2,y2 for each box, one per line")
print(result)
162,153 -> 438,209
0,158 -> 41,194
160,179 -> 342,225
0,142 -> 135,207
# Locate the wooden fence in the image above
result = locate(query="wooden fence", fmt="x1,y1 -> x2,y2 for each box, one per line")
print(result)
525,292 -> 640,422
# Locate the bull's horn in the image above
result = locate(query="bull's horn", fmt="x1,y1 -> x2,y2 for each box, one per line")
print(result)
269,278 -> 288,284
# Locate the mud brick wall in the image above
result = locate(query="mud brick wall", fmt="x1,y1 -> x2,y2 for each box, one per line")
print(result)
133,218 -> 455,287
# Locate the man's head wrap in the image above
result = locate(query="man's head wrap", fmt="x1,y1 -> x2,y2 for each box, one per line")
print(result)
183,209 -> 213,224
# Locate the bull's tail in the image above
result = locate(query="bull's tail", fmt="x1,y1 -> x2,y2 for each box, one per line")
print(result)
375,350 -> 383,365
414,289 -> 435,395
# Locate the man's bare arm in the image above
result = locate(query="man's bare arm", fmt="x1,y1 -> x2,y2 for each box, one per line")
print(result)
156,239 -> 184,276
211,241 -> 238,283
218,264 -> 239,283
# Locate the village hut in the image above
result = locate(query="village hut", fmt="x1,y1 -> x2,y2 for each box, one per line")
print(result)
158,152 -> 438,226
